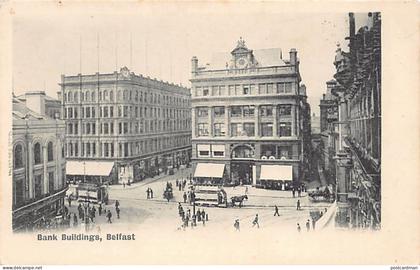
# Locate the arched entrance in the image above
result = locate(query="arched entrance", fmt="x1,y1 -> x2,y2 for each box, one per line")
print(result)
230,144 -> 254,185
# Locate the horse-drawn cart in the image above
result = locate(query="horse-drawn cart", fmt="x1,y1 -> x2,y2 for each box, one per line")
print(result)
308,185 -> 335,203
163,186 -> 174,201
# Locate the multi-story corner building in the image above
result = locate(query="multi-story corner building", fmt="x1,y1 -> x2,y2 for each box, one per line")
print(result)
323,12 -> 381,229
190,38 -> 311,189
59,67 -> 192,184
16,91 -> 61,119
12,96 -> 67,231
319,80 -> 339,184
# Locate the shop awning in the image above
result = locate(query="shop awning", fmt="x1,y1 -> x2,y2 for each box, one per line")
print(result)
194,163 -> 225,178
66,161 -> 114,176
260,165 -> 293,181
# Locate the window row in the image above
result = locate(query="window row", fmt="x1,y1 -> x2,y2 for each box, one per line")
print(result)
66,136 -> 191,158
197,122 -> 293,137
64,88 -> 190,108
196,105 -> 293,118
197,144 -> 225,158
13,141 -> 64,169
194,82 -> 295,97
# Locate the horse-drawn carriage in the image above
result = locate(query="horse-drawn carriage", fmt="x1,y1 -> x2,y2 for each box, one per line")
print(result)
230,195 -> 248,208
163,184 -> 174,201
308,185 -> 335,203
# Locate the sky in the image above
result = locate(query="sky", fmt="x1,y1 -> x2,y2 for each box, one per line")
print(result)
11,3 -> 369,115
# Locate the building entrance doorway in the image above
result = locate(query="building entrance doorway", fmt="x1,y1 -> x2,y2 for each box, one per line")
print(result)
231,162 -> 252,185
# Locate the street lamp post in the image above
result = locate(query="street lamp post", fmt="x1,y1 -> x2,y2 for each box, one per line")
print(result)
82,190 -> 90,232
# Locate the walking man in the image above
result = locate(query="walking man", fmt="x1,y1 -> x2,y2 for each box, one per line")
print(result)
297,223 -> 301,233
106,210 -> 112,223
98,204 -> 102,216
292,188 -> 296,198
73,213 -> 78,226
297,187 -> 301,197
146,188 -> 150,199
252,214 -> 260,228
116,207 -> 120,219
296,199 -> 301,210
68,196 -> 72,207
306,219 -> 310,231
115,200 -> 120,209
274,205 -> 280,216
312,218 -> 316,230
183,192 -> 187,203
150,188 -> 154,199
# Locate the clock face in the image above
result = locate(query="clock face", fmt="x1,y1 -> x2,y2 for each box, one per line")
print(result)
237,57 -> 247,68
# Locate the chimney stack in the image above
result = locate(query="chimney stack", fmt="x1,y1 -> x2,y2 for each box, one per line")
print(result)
191,56 -> 198,73
25,91 -> 46,116
289,48 -> 297,66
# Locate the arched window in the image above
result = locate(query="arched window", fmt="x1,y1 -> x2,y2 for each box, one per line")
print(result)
85,90 -> 90,101
99,91 -> 102,101
74,92 -> 78,102
104,90 -> 108,101
129,90 -> 132,100
47,141 -> 54,161
67,92 -> 72,102
118,90 -> 122,101
135,91 -> 138,101
14,144 -> 24,168
80,92 -> 84,102
91,91 -> 95,102
123,90 -> 128,100
34,142 -> 42,164
110,90 -> 114,101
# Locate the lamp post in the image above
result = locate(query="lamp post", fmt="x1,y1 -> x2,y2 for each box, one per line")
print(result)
82,190 -> 90,232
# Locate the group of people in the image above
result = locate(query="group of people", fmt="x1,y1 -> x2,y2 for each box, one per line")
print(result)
292,186 -> 305,198
175,178 -> 188,191
233,213 -> 260,231
146,188 -> 154,199
178,202 -> 208,230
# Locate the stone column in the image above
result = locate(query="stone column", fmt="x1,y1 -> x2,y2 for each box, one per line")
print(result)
27,140 -> 34,199
225,106 -> 230,137
254,106 -> 260,137
43,144 -> 48,194
208,107 -> 213,137
273,105 -> 278,137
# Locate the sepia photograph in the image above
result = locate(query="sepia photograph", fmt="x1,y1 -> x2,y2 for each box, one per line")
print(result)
0,1 -> 418,267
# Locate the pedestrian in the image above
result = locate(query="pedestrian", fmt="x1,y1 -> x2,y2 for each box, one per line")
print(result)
73,213 -> 78,226
298,187 -> 301,197
98,204 -> 102,216
183,192 -> 187,203
296,200 -> 301,211
197,210 -> 202,222
179,184 -> 182,191
292,188 -> 296,198
201,209 -> 206,221
107,210 -> 112,223
297,223 -> 301,233
115,200 -> 120,209
176,179 -> 179,187
123,182 -> 126,188
312,218 -> 316,230
68,196 -> 72,207
150,188 -> 153,199
306,219 -> 310,231
274,205 -> 280,216
245,186 -> 248,194
116,207 -> 120,219
146,188 -> 150,199
206,213 -> 209,221
252,214 -> 259,228
234,219 -> 240,231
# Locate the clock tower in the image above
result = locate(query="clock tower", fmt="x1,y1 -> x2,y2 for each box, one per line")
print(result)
229,37 -> 257,69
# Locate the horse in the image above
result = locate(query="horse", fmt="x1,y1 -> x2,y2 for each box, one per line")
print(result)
231,195 -> 248,208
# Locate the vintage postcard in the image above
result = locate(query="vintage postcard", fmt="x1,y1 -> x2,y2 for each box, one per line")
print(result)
0,0 -> 418,266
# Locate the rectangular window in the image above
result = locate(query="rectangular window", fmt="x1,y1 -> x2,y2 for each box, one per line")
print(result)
243,85 -> 250,95
261,123 -> 273,137
228,85 -> 235,96
243,123 -> 255,136
267,83 -> 274,94
86,123 -> 91,134
285,82 -> 293,93
123,122 -> 128,134
197,107 -> 208,117
92,123 -> 96,135
243,105 -> 255,117
92,142 -> 96,156
86,107 -> 91,118
68,124 -> 73,134
250,84 -> 257,95
231,106 -> 242,117
258,84 -> 267,94
230,123 -> 241,136
123,106 -> 128,117
92,107 -> 95,118
214,106 -> 225,117
74,108 -> 78,118
197,123 -> 209,136
110,106 -> 114,117
212,145 -> 225,157
74,123 -> 78,135
212,86 -> 219,96
277,145 -> 292,159
203,87 -> 209,96
213,123 -> 225,137
104,123 -> 109,134
104,107 -> 109,117
197,144 -> 210,157
110,123 -> 114,134
196,87 -> 202,97
278,122 -> 292,137
277,83 -> 285,93
278,105 -> 292,116
260,105 -> 273,117
119,123 -> 122,134
48,172 -> 54,193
